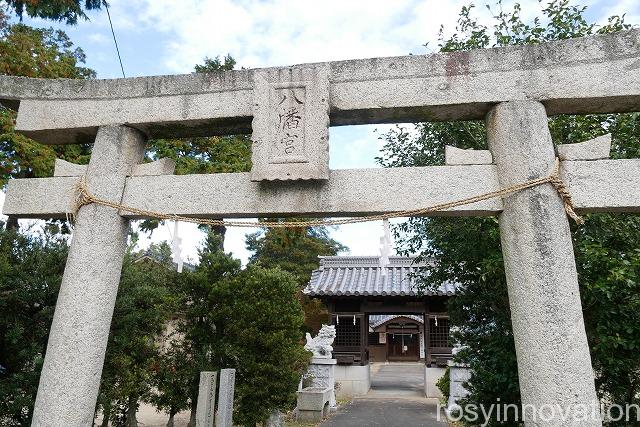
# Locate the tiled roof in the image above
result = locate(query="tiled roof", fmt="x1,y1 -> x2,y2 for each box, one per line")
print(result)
304,256 -> 457,297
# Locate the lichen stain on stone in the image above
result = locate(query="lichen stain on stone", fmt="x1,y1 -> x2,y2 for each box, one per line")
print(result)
529,191 -> 557,262
444,51 -> 471,79
625,59 -> 640,70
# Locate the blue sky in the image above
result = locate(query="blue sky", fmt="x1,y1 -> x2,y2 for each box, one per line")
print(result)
3,0 -> 639,264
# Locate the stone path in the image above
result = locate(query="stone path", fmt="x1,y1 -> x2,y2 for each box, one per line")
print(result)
321,363 -> 447,427
368,362 -> 425,398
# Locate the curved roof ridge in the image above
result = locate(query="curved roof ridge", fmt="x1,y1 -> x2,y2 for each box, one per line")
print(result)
306,255 -> 456,297
370,314 -> 424,329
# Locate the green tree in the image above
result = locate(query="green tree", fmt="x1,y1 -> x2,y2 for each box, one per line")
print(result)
209,264 -> 310,426
154,233 -> 243,427
0,223 -> 68,426
246,222 -> 346,332
149,338 -> 192,427
3,0 -> 103,25
377,1 -> 639,425
97,243 -> 176,427
155,232 -> 310,426
0,14 -> 95,229
575,214 -> 640,422
193,54 -> 236,73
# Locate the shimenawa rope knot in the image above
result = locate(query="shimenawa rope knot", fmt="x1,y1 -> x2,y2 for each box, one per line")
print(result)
72,158 -> 583,228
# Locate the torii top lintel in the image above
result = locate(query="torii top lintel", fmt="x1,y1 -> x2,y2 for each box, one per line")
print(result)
0,29 -> 639,147
2,29 -> 640,214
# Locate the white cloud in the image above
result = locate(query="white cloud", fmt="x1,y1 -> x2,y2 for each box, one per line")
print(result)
87,32 -> 109,44
126,0 -> 627,73
130,0 -> 479,72
596,0 -> 640,25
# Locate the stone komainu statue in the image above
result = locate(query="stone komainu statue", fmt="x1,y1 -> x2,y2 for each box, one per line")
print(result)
304,324 -> 336,358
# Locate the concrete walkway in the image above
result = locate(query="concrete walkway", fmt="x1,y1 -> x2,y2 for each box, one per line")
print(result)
368,362 -> 425,398
321,363 -> 447,427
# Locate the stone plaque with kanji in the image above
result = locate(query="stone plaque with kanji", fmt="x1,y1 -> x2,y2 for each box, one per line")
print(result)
251,65 -> 329,181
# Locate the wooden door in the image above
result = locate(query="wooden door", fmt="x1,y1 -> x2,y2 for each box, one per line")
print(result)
387,333 -> 419,361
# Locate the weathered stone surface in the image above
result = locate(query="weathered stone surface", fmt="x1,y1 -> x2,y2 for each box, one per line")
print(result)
53,159 -> 87,177
334,364 -> 370,398
559,159 -> 640,213
304,325 -> 336,358
216,369 -> 235,427
1,30 -> 638,144
131,158 -> 176,176
447,363 -> 471,408
487,101 -> 600,426
445,146 -> 493,165
556,134 -> 611,160
3,165 -> 502,218
306,358 -> 337,408
31,126 -> 146,427
53,157 -> 176,178
251,66 -> 329,181
296,387 -> 331,422
424,366 -> 446,398
266,411 -> 284,427
6,159 -> 640,220
297,387 -> 332,411
196,371 -> 217,427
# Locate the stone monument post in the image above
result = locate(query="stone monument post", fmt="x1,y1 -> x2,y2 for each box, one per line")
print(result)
216,369 -> 236,427
487,101 -> 601,426
196,371 -> 217,427
31,126 -> 147,427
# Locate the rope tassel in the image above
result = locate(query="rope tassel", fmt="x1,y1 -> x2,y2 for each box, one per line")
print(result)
71,158 -> 583,228
548,159 -> 584,225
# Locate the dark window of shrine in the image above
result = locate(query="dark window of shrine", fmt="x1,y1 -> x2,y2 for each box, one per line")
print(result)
334,317 -> 361,347
429,317 -> 451,348
368,332 -> 379,345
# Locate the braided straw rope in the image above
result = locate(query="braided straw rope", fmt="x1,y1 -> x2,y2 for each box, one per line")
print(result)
73,158 -> 583,228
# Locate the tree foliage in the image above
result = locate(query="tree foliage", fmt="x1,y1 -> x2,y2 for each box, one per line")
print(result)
209,265 -> 310,426
246,222 -> 346,332
97,243 -> 176,427
0,14 -> 94,207
154,233 -> 310,426
0,223 -> 68,426
3,0 -> 103,25
378,1 -> 639,425
193,54 -> 236,73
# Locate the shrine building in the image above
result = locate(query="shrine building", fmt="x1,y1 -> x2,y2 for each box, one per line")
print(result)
304,255 -> 456,397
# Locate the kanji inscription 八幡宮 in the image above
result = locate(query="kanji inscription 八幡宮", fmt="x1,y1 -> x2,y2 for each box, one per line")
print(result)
251,66 -> 330,181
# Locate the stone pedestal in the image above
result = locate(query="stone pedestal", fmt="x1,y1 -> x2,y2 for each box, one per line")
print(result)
305,358 -> 337,408
424,366 -> 447,398
296,387 -> 332,422
334,364 -> 371,398
447,362 -> 471,409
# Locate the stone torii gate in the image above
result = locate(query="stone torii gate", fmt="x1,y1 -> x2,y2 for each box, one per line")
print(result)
2,30 -> 640,427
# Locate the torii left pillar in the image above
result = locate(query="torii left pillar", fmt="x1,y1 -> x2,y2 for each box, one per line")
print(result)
31,126 -> 146,427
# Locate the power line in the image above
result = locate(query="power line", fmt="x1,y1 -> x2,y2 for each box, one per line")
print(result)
105,2 -> 125,78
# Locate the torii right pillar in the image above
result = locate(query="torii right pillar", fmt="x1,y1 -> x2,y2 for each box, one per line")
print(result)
487,100 -> 601,426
